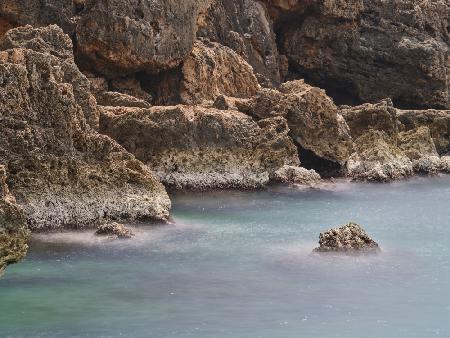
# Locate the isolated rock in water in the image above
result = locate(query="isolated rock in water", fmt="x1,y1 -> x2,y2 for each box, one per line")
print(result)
197,0 -> 281,87
100,105 -> 300,190
275,0 -> 449,109
347,130 -> 413,182
273,166 -> 322,187
0,25 -> 170,230
76,0 -> 211,76
239,80 -> 353,174
398,126 -> 441,173
95,223 -> 134,239
0,166 -> 30,276
398,109 -> 450,155
180,39 -> 260,104
314,223 -> 380,253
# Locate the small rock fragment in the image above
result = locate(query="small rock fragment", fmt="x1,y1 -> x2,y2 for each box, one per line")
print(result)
95,223 -> 135,239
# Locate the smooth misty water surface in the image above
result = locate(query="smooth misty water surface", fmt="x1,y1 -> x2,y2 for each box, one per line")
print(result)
1,176 -> 450,338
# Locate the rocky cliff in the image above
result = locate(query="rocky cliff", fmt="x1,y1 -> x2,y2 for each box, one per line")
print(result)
0,0 -> 449,272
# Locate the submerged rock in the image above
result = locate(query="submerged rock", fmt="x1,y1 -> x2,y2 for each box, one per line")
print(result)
314,223 -> 380,254
0,166 -> 30,276
95,222 -> 134,239
0,25 -> 170,230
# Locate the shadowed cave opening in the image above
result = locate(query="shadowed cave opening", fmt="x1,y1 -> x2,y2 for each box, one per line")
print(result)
298,145 -> 344,178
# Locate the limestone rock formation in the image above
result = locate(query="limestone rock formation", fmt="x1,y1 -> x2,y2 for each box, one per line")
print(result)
95,222 -> 134,239
398,109 -> 450,155
100,105 -> 300,190
398,126 -> 442,173
76,0 -> 211,77
239,80 -> 353,175
0,25 -> 170,230
0,166 -> 30,276
314,222 -> 380,253
198,0 -> 281,87
273,165 -> 322,187
273,0 -> 449,109
347,130 -> 413,181
180,40 -> 260,104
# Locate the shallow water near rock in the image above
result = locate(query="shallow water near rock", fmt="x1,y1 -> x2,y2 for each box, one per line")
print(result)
1,176 -> 450,337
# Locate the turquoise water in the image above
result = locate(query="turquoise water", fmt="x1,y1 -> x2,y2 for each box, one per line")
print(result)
1,176 -> 450,337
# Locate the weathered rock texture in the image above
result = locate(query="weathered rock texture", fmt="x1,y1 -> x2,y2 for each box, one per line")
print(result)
198,0 -> 281,87
100,105 -> 300,190
0,166 -> 30,276
0,25 -> 170,230
76,0 -> 211,77
180,40 -> 260,104
95,222 -> 134,239
239,80 -> 353,175
314,222 -> 380,253
398,109 -> 450,155
273,165 -> 322,187
272,0 -> 449,109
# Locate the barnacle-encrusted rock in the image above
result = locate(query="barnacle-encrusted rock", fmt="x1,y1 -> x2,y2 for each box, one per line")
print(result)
95,222 -> 134,239
0,166 -> 30,276
0,25 -> 170,230
313,222 -> 380,253
180,39 -> 260,104
100,105 -> 300,190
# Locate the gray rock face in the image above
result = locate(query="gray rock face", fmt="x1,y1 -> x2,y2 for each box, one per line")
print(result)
314,223 -> 380,253
0,166 -> 30,276
0,25 -> 170,230
198,0 -> 281,87
273,0 -> 449,109
76,0 -> 211,77
100,105 -> 300,190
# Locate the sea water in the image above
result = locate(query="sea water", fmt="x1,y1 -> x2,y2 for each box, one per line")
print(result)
1,176 -> 450,337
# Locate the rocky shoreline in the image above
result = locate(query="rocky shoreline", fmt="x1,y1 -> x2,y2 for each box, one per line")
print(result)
0,0 -> 448,273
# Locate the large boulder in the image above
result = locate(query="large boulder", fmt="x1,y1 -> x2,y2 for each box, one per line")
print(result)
180,39 -> 260,104
197,0 -> 282,87
76,0 -> 211,77
273,0 -> 449,109
313,222 -> 380,254
0,25 -> 170,230
239,80 -> 353,175
100,105 -> 300,190
0,166 -> 30,276
397,109 -> 450,155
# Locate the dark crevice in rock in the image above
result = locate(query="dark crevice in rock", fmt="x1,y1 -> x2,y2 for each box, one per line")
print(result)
137,66 -> 183,106
297,144 -> 343,178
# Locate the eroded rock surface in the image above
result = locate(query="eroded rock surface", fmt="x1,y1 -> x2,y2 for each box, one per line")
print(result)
0,25 -> 170,230
198,0 -> 281,87
100,105 -> 300,190
273,165 -> 322,187
76,0 -> 211,77
239,80 -> 353,175
274,0 -> 449,109
0,166 -> 30,276
180,40 -> 260,104
314,222 -> 380,253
